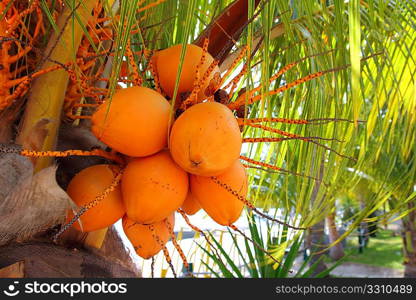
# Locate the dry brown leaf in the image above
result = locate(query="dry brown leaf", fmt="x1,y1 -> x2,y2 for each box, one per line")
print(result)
0,153 -> 74,245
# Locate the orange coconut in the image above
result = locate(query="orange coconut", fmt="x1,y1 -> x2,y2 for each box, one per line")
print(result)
190,160 -> 247,226
66,164 -> 125,232
122,150 -> 188,224
91,86 -> 170,157
123,214 -> 174,259
153,44 -> 220,100
181,190 -> 201,215
169,102 -> 242,176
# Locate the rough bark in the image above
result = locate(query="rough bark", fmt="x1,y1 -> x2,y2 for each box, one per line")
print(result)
0,107 -> 17,143
58,226 -> 141,277
0,242 -> 137,278
308,220 -> 328,275
307,153 -> 328,276
0,138 -> 139,277
0,153 -> 73,246
326,212 -> 345,260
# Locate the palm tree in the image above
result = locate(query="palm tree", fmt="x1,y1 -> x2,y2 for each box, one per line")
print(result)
357,1 -> 416,276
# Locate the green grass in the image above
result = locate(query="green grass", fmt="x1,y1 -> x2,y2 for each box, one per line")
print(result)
343,229 -> 404,270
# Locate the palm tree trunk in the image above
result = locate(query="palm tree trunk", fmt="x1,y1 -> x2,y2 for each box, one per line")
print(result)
403,202 -> 416,278
326,212 -> 345,260
307,219 -> 328,275
307,152 -> 328,276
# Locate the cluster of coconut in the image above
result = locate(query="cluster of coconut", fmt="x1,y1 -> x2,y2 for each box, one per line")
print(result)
66,44 -> 247,259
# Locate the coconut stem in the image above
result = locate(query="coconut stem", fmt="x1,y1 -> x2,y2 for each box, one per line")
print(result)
16,0 -> 99,172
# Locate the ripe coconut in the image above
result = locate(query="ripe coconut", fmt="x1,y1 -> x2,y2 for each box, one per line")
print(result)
152,44 -> 220,100
91,86 -> 170,157
122,150 -> 188,224
181,190 -> 201,215
123,214 -> 174,259
190,160 -> 247,226
66,164 -> 125,232
170,102 -> 242,176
